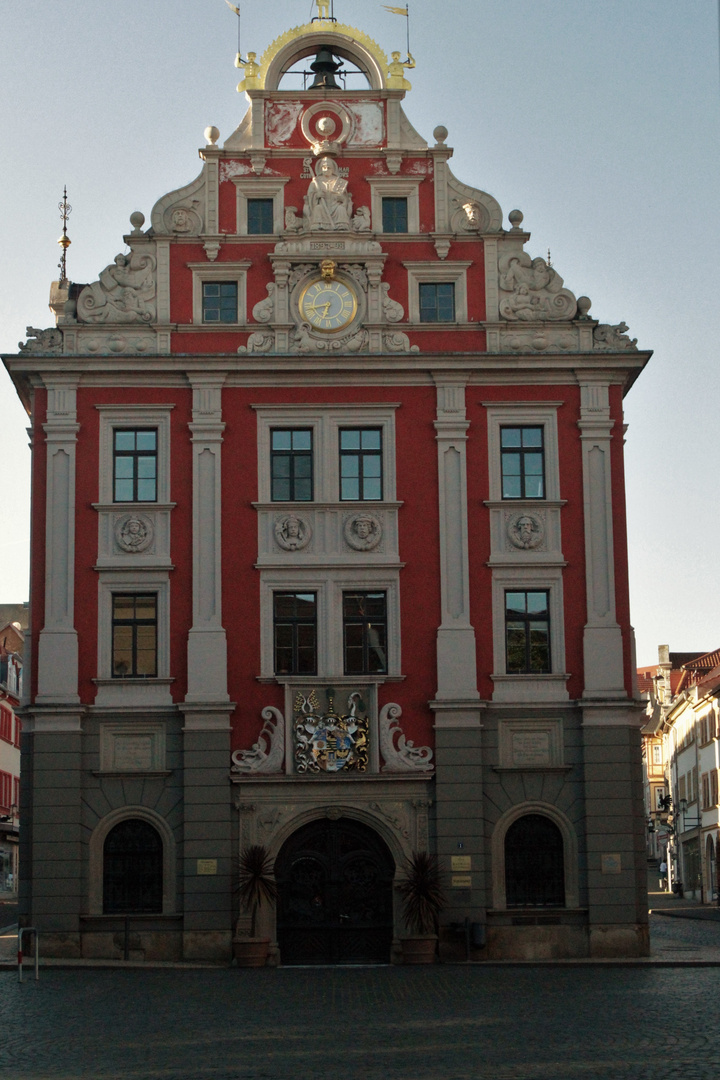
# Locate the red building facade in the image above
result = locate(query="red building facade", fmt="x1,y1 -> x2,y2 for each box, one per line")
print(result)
5,15 -> 650,962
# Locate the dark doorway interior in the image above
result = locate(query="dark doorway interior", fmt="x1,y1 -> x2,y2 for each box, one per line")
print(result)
103,819 -> 163,914
505,813 -> 565,908
276,817 -> 395,964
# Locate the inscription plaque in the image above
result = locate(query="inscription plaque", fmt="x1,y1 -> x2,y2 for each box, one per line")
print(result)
511,731 -> 551,767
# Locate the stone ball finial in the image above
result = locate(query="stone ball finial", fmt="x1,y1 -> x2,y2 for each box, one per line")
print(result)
508,209 -> 524,230
129,211 -> 145,235
576,296 -> 592,319
204,125 -> 220,146
433,125 -> 448,145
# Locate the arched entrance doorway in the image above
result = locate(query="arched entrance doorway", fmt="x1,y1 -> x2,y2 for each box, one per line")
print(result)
275,817 -> 395,964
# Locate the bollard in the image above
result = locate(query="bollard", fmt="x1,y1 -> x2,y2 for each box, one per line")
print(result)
18,927 -> 39,983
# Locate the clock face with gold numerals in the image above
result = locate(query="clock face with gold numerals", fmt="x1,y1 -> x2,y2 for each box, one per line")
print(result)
299,278 -> 358,333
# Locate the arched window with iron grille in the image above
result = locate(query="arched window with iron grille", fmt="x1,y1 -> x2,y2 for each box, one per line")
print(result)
504,813 -> 565,908
103,819 -> 163,914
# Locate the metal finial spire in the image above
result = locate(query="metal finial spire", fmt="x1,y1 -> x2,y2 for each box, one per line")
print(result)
547,248 -> 552,267
57,186 -> 72,284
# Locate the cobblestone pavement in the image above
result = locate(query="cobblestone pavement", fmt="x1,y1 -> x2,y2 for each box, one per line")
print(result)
3,919 -> 720,1080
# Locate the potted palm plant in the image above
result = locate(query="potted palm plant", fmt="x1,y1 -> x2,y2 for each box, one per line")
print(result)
233,844 -> 278,967
397,851 -> 446,963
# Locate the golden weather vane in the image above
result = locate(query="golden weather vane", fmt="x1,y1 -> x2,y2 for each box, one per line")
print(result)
58,186 -> 72,285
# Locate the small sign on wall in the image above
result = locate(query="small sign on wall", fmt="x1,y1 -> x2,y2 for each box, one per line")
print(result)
601,853 -> 622,875
197,859 -> 218,876
451,856 -> 472,871
451,875 -> 472,888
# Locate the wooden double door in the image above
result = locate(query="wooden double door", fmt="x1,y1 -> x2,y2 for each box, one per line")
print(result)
276,818 -> 395,965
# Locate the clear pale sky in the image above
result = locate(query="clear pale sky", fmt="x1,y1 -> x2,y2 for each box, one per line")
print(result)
1,1 -> 718,665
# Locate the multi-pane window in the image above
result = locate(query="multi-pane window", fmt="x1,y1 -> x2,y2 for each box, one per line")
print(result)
500,426 -> 545,499
202,281 -> 238,323
343,592 -> 387,675
247,198 -> 274,235
273,592 -> 317,675
702,773 -> 711,809
340,429 -> 382,500
113,430 -> 157,502
112,594 -> 157,678
505,590 -> 550,674
711,770 -> 719,807
271,429 -> 313,501
652,744 -> 662,765
0,706 -> 11,745
382,196 -> 408,233
418,282 -> 455,322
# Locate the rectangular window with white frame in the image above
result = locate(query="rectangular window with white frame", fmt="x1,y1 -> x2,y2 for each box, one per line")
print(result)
189,262 -> 250,326
405,261 -> 470,324
490,568 -> 567,702
233,178 -> 288,236
254,404 -> 398,504
97,406 -> 173,507
112,594 -> 157,678
369,179 -> 420,234
343,591 -> 388,676
273,592 -> 317,675
484,403 -> 562,503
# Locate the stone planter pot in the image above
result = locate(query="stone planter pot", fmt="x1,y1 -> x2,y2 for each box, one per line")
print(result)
232,938 -> 270,967
400,935 -> 438,964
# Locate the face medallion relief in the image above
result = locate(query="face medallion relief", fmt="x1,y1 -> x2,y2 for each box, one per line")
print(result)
344,512 -> 382,551
274,513 -> 312,551
507,512 -> 544,550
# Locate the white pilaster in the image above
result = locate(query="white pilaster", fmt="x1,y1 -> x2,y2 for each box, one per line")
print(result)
578,379 -> 625,698
432,378 -> 480,708
186,377 -> 229,703
37,377 -> 80,703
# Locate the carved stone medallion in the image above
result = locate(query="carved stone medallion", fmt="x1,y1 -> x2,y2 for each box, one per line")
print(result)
344,512 -> 382,551
274,513 -> 312,551
115,514 -> 154,553
507,512 -> 544,551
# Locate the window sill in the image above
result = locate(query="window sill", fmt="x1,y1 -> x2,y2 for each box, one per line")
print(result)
92,770 -> 172,778
491,673 -> 570,704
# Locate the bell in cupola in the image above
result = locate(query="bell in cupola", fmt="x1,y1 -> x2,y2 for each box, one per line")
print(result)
309,45 -> 341,89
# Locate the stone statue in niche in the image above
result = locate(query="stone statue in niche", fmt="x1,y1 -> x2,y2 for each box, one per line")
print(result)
344,513 -> 382,551
498,250 -> 576,322
507,512 -> 544,551
77,252 -> 157,324
116,514 -> 154,554
274,513 -> 311,551
304,156 -> 353,231
593,322 -> 638,351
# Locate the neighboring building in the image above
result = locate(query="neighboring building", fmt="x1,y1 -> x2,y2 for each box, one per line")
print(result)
3,8 -> 651,962
0,615 -> 24,893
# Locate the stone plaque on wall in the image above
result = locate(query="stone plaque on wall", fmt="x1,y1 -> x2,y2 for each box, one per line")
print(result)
100,721 -> 166,773
499,719 -> 563,769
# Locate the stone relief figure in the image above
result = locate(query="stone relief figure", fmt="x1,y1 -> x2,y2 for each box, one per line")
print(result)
116,514 -> 154,554
381,283 -> 404,323
507,512 -> 544,551
284,206 -> 303,232
231,707 -> 284,774
593,322 -> 638,351
237,332 -> 274,354
451,199 -> 489,233
252,283 -> 276,323
77,252 -> 157,324
344,512 -> 382,551
166,202 -> 202,235
379,703 -> 433,772
351,206 -> 371,232
19,327 -> 62,354
341,263 -> 368,289
498,250 -> 576,322
303,156 -> 353,231
384,330 -> 419,353
274,513 -> 311,551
